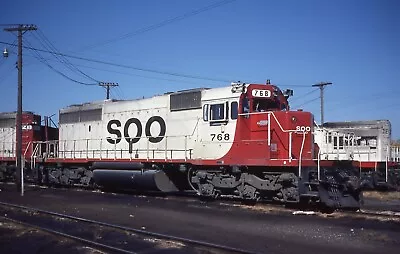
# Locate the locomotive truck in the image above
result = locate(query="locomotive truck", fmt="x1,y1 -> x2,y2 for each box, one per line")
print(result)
0,81 -> 362,209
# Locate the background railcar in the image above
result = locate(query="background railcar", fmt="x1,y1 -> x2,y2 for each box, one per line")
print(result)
315,120 -> 400,190
0,111 -> 57,180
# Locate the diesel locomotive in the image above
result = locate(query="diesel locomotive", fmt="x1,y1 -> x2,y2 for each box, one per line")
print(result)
0,81 -> 363,209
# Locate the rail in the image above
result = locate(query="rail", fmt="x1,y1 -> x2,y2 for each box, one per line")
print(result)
0,201 -> 256,254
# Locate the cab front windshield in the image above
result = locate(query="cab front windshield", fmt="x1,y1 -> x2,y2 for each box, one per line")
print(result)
253,98 -> 279,112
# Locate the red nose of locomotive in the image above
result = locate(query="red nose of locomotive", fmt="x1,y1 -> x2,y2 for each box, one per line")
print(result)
228,83 -> 314,166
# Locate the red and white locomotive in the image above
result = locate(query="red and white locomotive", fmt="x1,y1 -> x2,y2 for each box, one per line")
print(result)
0,81 -> 362,209
0,111 -> 57,179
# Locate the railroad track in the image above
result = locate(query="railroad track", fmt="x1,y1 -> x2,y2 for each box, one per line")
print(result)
2,182 -> 400,221
0,201 -> 256,254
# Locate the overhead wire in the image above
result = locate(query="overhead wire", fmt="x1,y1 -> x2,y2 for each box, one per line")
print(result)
31,30 -> 99,83
328,98 -> 400,113
289,88 -> 319,104
0,39 -> 17,69
19,50 -> 214,92
0,24 -> 24,27
53,61 -> 212,85
0,65 -> 16,86
78,0 -> 237,51
115,86 -> 125,100
110,89 -> 118,100
26,30 -> 125,98
23,38 -> 98,86
0,41 -> 231,83
292,96 -> 320,109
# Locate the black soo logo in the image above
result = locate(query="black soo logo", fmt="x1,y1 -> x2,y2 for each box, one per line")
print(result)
106,116 -> 166,144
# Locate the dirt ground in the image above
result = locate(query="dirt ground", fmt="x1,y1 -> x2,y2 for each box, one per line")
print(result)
363,191 -> 400,201
0,218 -> 103,254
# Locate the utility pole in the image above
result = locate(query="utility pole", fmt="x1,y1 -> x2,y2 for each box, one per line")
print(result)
98,82 -> 118,99
312,81 -> 332,125
4,24 -> 37,196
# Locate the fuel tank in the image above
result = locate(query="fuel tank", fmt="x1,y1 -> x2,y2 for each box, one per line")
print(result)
92,169 -> 180,192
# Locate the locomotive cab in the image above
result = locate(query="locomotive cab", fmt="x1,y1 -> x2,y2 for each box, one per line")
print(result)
247,86 -> 289,113
233,82 -> 314,163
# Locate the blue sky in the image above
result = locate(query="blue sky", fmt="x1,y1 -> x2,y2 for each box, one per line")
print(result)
0,0 -> 399,138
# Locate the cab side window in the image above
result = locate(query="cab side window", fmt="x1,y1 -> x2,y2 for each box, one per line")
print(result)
210,103 -> 225,120
203,104 -> 209,121
242,97 -> 249,113
231,102 -> 238,119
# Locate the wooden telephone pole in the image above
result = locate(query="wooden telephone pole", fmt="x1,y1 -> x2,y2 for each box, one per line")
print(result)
99,82 -> 119,99
312,82 -> 332,125
4,24 -> 37,196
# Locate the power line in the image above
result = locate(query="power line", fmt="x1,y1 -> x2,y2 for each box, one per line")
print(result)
0,41 -> 231,82
23,38 -> 98,86
0,65 -> 16,86
115,86 -> 125,100
246,81 -> 314,88
52,61 -> 213,85
32,30 -> 99,83
0,39 -> 17,69
78,0 -> 237,51
110,88 -> 120,100
289,88 -> 319,103
18,49 -> 215,87
0,24 -> 25,27
292,96 -> 320,109
328,99 -> 400,113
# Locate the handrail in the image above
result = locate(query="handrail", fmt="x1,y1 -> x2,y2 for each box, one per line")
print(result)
30,142 -> 40,169
239,111 -> 309,169
267,112 -> 309,170
23,141 -> 31,158
32,114 -> 313,167
386,145 -> 389,183
246,111 -> 310,177
298,132 -> 306,179
238,111 -> 298,133
22,141 -> 32,170
317,142 -> 321,181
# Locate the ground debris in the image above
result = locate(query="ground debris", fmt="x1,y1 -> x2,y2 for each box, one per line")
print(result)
292,211 -> 316,215
143,237 -> 185,249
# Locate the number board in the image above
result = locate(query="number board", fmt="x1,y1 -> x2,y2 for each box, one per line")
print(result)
251,89 -> 271,98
